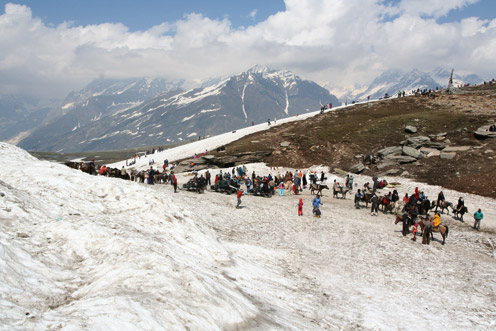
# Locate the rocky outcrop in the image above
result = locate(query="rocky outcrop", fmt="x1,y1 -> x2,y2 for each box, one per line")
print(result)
405,125 -> 417,133
474,125 -> 496,139
349,163 -> 366,174
378,146 -> 402,158
402,146 -> 424,159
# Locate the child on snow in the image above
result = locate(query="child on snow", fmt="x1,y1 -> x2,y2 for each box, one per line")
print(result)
298,198 -> 303,216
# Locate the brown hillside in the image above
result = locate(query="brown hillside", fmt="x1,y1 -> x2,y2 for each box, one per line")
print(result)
215,85 -> 496,198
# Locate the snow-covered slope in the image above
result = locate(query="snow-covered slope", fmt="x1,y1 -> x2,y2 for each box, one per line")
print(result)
1,129 -> 496,329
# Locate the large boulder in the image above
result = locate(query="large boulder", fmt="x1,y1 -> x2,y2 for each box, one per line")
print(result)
474,125 -> 496,139
406,136 -> 431,148
378,146 -> 402,158
402,146 -> 424,159
349,163 -> 366,174
405,125 -> 417,134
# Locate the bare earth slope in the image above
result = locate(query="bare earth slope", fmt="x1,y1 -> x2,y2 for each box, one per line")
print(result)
219,85 -> 496,198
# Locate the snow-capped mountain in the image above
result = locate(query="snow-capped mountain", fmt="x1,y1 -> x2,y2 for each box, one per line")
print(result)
330,68 -> 484,102
18,66 -> 339,152
0,94 -> 53,142
17,78 -> 182,152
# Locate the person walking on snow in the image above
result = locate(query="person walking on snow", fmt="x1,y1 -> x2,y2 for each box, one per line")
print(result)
298,198 -> 303,216
172,173 -> 178,193
312,195 -> 323,217
473,208 -> 483,231
236,188 -> 244,208
279,182 -> 285,196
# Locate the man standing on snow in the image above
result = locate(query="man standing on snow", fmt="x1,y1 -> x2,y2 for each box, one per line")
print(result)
473,209 -> 483,231
236,188 -> 244,208
355,189 -> 363,209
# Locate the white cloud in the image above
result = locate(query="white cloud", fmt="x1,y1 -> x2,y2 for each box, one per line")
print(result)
249,9 -> 257,20
0,0 -> 495,100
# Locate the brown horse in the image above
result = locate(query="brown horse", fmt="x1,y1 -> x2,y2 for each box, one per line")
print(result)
310,184 -> 329,196
432,200 -> 453,214
418,216 -> 449,245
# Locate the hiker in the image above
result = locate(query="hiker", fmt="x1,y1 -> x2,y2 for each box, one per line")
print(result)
473,208 -> 484,231
236,188 -> 244,208
298,198 -> 303,216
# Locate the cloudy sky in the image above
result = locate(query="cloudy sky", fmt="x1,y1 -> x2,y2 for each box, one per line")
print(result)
1,0 -> 495,100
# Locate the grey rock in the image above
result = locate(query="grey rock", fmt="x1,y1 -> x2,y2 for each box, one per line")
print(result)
440,152 -> 456,159
401,171 -> 410,176
443,146 -> 471,152
378,146 -> 402,157
280,141 -> 291,147
484,149 -> 494,154
387,155 -> 418,164
376,161 -> 396,170
424,142 -> 446,150
474,125 -> 496,139
402,146 -> 424,159
406,136 -> 431,148
405,125 -> 417,133
349,163 -> 366,174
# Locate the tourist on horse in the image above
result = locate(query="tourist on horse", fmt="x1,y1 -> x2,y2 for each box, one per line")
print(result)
355,189 -> 363,209
436,191 -> 445,212
455,197 -> 465,213
403,193 -> 409,204
432,212 -> 441,229
391,190 -> 399,202
473,209 -> 484,231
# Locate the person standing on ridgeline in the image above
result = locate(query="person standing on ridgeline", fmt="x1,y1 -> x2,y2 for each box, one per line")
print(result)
473,209 -> 484,231
298,198 -> 303,216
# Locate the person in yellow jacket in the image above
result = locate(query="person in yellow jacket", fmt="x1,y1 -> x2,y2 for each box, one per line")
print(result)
432,212 -> 441,228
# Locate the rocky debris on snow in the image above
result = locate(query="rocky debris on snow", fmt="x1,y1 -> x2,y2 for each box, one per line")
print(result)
405,125 -> 417,133
440,152 -> 457,159
474,125 -> 496,139
349,163 -> 366,174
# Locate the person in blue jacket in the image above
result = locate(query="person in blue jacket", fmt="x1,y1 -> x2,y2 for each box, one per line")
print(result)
473,208 -> 484,231
312,194 -> 323,217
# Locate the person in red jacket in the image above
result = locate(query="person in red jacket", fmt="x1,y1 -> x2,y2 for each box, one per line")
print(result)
236,189 -> 244,208
172,173 -> 178,193
298,198 -> 303,216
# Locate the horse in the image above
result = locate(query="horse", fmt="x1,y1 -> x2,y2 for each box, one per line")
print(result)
310,184 -> 329,196
453,206 -> 468,222
418,198 -> 431,215
394,214 -> 416,237
333,186 -> 349,199
378,195 -> 392,213
432,200 -> 453,214
418,216 -> 449,245
391,200 -> 405,215
360,193 -> 373,208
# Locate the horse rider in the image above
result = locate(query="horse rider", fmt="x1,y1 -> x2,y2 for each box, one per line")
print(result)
391,190 -> 399,203
455,197 -> 465,213
473,209 -> 484,231
436,191 -> 445,212
432,212 -> 441,229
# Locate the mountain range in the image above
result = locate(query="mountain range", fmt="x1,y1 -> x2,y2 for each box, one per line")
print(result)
1,66 -> 485,152
16,66 -> 338,152
327,67 -> 484,102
